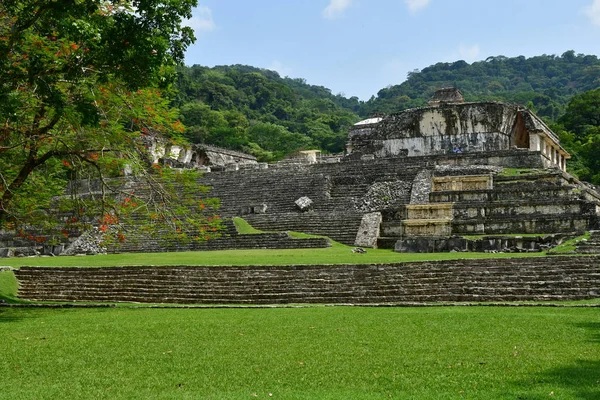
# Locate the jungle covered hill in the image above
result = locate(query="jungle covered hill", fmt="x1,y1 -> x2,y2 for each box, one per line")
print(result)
174,52 -> 600,183
360,51 -> 600,120
174,64 -> 361,160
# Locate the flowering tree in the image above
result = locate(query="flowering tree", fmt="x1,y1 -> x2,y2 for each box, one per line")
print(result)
0,0 -> 221,245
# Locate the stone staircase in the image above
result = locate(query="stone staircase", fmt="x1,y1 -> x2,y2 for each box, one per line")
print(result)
200,158 -> 425,245
446,173 -> 598,236
244,212 -> 363,245
103,219 -> 331,253
13,256 -> 600,304
379,170 -> 600,251
575,231 -> 600,254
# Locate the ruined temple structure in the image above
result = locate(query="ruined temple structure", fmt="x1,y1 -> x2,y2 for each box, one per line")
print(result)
9,88 -> 600,305
189,88 -> 599,253
346,88 -> 569,172
3,88 -> 600,256
145,135 -> 258,170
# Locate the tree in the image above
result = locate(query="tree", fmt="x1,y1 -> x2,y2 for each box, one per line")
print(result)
247,122 -> 313,160
554,88 -> 600,184
0,0 -> 222,243
559,88 -> 600,135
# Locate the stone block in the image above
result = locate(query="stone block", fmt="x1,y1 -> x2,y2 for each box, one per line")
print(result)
405,203 -> 453,220
354,212 -> 382,248
14,247 -> 39,257
253,204 -> 268,214
295,196 -> 313,212
402,219 -> 453,237
410,170 -> 433,204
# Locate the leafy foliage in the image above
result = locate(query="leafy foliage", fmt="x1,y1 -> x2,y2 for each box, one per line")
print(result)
552,88 -> 600,184
361,51 -> 600,119
0,0 -> 224,244
174,65 -> 360,160
174,53 -> 600,168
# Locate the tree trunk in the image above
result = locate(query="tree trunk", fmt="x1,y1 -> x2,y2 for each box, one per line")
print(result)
0,157 -> 38,224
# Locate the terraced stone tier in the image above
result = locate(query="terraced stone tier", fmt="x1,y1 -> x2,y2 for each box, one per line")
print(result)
575,231 -> 600,254
14,256 -> 600,304
197,158 -> 424,216
244,212 -> 363,245
106,232 -> 331,253
451,214 -> 591,235
430,187 -> 577,203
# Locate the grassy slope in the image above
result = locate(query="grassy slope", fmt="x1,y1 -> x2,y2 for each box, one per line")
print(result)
0,271 -> 18,303
1,306 -> 598,399
233,217 -> 264,234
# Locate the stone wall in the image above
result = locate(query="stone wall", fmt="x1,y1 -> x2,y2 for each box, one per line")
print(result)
348,102 -> 519,157
106,232 -> 330,253
1,149 -> 589,256
14,256 -> 600,304
347,102 -> 569,171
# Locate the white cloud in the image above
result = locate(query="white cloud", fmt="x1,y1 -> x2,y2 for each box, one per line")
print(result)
584,0 -> 600,26
457,44 -> 481,62
184,6 -> 216,33
404,0 -> 431,14
268,60 -> 293,78
322,0 -> 352,19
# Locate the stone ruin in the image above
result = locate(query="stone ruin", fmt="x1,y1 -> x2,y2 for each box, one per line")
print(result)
144,133 -> 258,170
428,87 -> 465,106
2,88 -> 600,256
346,88 -> 569,171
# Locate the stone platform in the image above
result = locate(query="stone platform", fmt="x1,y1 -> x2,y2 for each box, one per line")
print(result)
13,256 -> 600,304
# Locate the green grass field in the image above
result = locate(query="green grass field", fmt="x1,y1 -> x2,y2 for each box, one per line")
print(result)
1,228 -> 598,398
0,243 -> 547,269
0,270 -> 18,303
1,306 -> 598,399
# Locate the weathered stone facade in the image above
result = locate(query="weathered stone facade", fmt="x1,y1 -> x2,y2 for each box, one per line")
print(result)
347,98 -> 569,172
146,135 -> 257,169
2,92 -> 599,257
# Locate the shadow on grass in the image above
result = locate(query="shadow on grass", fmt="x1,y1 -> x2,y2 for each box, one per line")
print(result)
0,308 -> 38,323
576,322 -> 600,343
0,271 -> 33,305
512,323 -> 600,399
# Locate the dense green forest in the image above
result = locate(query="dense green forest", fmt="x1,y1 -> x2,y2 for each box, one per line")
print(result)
362,51 -> 600,120
174,64 -> 360,161
173,52 -> 600,183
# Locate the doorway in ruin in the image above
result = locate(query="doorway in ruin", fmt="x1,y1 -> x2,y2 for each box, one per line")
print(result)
511,111 -> 530,149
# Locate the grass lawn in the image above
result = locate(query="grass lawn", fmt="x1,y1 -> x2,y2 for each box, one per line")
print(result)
1,306 -> 598,399
0,270 -> 18,303
0,243 -> 547,269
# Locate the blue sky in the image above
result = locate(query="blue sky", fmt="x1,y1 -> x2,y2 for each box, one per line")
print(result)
184,0 -> 600,100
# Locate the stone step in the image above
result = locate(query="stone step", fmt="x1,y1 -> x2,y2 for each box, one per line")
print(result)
451,214 -> 591,235
14,256 -> 600,304
430,188 -> 576,203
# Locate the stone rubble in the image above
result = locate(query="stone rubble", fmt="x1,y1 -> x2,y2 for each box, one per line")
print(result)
294,196 -> 313,212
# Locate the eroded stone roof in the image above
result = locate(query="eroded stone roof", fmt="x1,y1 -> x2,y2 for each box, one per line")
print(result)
429,87 -> 464,106
354,117 -> 383,126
